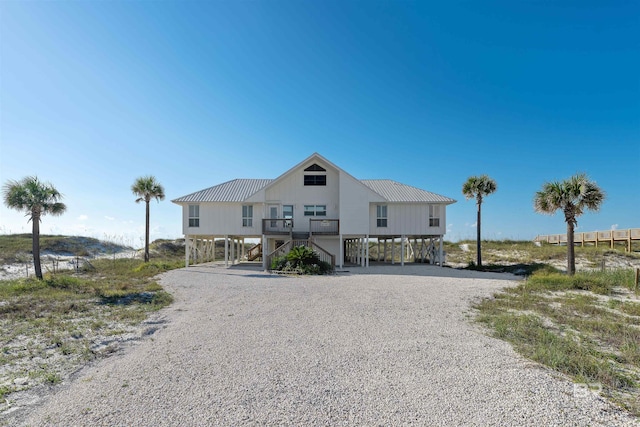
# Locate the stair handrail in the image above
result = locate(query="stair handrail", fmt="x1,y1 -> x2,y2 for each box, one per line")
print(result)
247,243 -> 262,261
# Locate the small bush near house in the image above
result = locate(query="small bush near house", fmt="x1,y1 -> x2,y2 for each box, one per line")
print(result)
271,246 -> 333,275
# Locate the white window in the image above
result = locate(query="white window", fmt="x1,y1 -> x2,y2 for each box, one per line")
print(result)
242,205 -> 253,227
376,205 -> 387,227
429,205 -> 440,227
188,204 -> 199,227
304,205 -> 326,216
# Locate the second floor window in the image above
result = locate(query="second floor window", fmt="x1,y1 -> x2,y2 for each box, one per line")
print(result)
304,175 -> 326,186
304,205 -> 326,216
188,204 -> 200,227
429,205 -> 440,227
242,205 -> 253,227
376,205 -> 387,227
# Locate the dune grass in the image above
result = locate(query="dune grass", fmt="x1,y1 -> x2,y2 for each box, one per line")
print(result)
475,268 -> 640,416
0,241 -> 182,406
445,239 -> 640,267
0,234 -> 132,264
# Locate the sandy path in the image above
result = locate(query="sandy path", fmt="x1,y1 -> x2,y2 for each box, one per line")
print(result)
20,264 -> 637,426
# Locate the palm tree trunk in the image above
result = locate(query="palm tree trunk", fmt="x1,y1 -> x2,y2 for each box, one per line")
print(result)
145,201 -> 150,262
32,217 -> 43,280
567,221 -> 575,275
476,201 -> 482,267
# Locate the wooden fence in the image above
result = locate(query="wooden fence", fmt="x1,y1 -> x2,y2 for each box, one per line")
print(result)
534,228 -> 640,252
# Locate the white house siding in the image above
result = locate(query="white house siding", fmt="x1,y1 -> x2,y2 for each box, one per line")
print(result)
369,203 -> 447,236
263,162 -> 340,233
313,236 -> 340,259
338,171 -> 384,235
183,202 -> 264,236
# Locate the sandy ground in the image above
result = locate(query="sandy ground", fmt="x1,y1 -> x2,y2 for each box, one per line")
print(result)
11,263 -> 638,426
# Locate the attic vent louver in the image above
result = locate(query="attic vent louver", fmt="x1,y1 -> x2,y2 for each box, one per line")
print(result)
304,164 -> 326,172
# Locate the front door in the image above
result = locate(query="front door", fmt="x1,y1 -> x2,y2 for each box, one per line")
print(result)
269,205 -> 279,228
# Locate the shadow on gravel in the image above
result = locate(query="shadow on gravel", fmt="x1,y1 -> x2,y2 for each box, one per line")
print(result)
462,262 -> 552,277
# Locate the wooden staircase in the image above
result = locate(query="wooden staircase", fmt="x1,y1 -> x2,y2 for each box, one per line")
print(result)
247,243 -> 262,261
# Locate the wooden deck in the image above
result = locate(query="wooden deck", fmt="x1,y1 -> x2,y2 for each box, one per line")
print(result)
534,228 -> 640,252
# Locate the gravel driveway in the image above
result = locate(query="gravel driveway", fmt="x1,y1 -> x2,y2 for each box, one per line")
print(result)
21,264 -> 637,426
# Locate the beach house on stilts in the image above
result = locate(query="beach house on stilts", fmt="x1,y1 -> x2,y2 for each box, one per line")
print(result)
172,153 -> 456,270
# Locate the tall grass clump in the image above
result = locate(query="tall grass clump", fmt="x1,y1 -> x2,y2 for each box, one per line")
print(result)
527,268 -> 636,295
0,237 -> 181,405
475,267 -> 640,416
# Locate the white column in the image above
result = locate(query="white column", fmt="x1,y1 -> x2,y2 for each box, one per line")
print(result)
262,235 -> 267,270
391,238 -> 395,265
361,237 -> 366,267
224,236 -> 229,267
383,239 -> 388,263
365,235 -> 370,267
439,236 -> 444,267
230,237 -> 235,265
401,235 -> 405,266
339,234 -> 343,269
212,237 -> 216,262
185,235 -> 190,268
241,238 -> 245,261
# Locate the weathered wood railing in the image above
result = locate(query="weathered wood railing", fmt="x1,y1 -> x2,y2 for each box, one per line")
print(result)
309,219 -> 339,236
262,218 -> 293,235
247,243 -> 262,261
534,228 -> 640,252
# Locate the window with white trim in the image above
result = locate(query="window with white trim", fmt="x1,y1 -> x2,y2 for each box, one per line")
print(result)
304,164 -> 327,186
429,205 -> 440,227
304,205 -> 326,216
376,205 -> 387,227
283,205 -> 294,227
188,204 -> 200,227
304,175 -> 326,186
242,205 -> 253,227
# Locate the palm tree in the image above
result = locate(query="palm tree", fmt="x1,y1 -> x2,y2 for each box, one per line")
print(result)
131,176 -> 165,262
462,175 -> 497,268
534,173 -> 605,275
2,176 -> 67,279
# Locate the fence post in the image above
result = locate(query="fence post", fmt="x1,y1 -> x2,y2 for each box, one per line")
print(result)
635,268 -> 639,294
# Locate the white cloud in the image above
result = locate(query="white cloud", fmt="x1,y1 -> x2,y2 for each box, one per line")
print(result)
105,216 -> 115,221
78,215 -> 88,221
611,224 -> 618,230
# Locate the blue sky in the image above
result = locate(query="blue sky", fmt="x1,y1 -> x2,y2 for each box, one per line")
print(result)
1,1 -> 638,245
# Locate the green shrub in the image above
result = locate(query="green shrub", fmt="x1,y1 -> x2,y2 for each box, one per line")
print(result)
271,246 -> 332,275
44,275 -> 84,291
150,291 -> 174,309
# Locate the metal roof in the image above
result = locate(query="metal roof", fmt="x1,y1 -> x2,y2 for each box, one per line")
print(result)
172,179 -> 273,203
173,178 -> 455,204
360,180 -> 456,204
